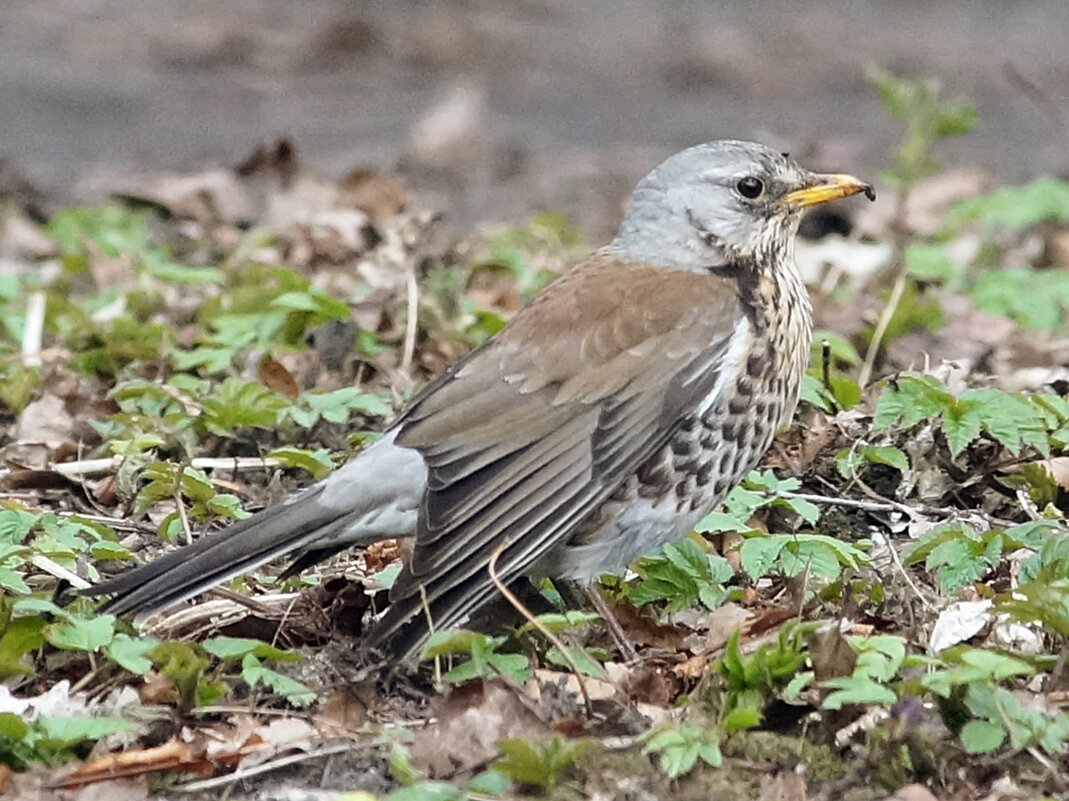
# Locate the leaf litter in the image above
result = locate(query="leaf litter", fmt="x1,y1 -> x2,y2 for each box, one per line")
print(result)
0,130 -> 1069,800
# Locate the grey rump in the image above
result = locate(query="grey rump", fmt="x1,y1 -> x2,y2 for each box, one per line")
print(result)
89,141 -> 873,664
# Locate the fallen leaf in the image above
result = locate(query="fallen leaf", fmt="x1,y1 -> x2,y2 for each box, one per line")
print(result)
15,393 -> 75,450
409,681 -> 549,778
259,356 -> 300,399
929,600 -> 992,654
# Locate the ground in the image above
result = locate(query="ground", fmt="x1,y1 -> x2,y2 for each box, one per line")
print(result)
2,8 -> 1069,801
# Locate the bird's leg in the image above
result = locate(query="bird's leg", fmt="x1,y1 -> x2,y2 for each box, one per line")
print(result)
584,584 -> 640,664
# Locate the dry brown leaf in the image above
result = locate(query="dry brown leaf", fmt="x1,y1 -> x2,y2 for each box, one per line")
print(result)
810,624 -> 857,682
138,671 -> 175,705
364,539 -> 402,572
259,356 -> 300,399
316,687 -> 368,732
15,392 -> 75,451
55,741 -> 200,788
408,681 -> 549,778
343,167 -> 409,224
622,664 -> 679,707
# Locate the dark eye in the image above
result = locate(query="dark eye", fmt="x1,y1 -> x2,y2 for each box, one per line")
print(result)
736,176 -> 764,199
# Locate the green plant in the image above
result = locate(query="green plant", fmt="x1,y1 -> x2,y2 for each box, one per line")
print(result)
715,625 -> 816,731
420,629 -> 531,683
874,373 -> 1053,457
639,721 -> 722,779
902,520 -> 1064,595
820,635 -> 904,710
866,67 -> 977,190
492,735 -> 593,789
631,538 -> 734,611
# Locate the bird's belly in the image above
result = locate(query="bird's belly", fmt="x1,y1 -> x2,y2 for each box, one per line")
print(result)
544,381 -> 789,584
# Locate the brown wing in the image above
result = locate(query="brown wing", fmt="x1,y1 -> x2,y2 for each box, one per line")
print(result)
367,254 -> 747,654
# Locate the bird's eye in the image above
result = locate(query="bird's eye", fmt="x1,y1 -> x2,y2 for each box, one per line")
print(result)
735,176 -> 764,199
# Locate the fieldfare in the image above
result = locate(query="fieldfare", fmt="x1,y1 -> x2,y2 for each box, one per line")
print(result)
89,140 -> 874,662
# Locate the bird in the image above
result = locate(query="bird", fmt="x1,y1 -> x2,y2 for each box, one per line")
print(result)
87,140 -> 874,664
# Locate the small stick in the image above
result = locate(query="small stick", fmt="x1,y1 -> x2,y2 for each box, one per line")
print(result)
401,263 -> 419,376
820,339 -> 838,414
487,542 -> 593,716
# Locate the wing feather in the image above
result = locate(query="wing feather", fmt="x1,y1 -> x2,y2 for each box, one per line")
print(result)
369,255 -> 747,657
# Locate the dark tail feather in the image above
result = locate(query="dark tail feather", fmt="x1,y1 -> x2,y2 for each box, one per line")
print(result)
88,483 -> 352,616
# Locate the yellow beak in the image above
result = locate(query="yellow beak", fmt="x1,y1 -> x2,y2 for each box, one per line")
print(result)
781,173 -> 875,208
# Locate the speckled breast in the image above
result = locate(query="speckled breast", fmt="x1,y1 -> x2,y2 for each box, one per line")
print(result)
641,265 -> 811,520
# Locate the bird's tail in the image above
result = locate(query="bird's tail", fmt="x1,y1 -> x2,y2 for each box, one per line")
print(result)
86,431 -> 425,618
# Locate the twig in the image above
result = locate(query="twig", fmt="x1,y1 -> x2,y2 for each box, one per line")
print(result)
849,470 -> 937,611
170,742 -> 358,793
30,554 -> 91,590
21,291 -> 46,367
418,583 -> 441,684
401,262 -> 419,376
41,455 -> 283,479
175,489 -> 194,546
819,339 -> 839,414
775,488 -> 1017,528
487,542 -> 593,716
858,266 -> 908,388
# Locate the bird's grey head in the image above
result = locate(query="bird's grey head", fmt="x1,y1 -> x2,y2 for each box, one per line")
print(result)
609,140 -> 873,273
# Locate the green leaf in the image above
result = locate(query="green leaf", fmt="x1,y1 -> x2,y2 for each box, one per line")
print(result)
493,736 -> 592,788
0,616 -> 45,678
905,243 -> 962,284
943,402 -> 983,456
240,653 -> 316,706
46,615 -> 116,652
203,636 -> 299,662
386,782 -> 464,801
739,536 -> 785,579
0,712 -> 29,740
269,447 -> 334,480
723,706 -> 761,733
821,675 -> 897,710
105,634 -> 160,674
961,720 -> 1006,753
36,716 -> 134,744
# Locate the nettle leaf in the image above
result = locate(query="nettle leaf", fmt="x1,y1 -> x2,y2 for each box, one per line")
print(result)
961,719 -> 1006,754
821,675 -> 898,710
240,654 -> 315,706
105,634 -> 160,674
874,374 -> 955,430
203,636 -> 300,662
941,401 -> 983,456
269,447 -> 334,480
493,736 -> 592,788
200,378 -> 291,436
905,243 -> 963,285
0,509 -> 37,543
632,540 -> 734,610
46,614 -> 116,652
36,716 -> 134,745
739,536 -> 785,580
875,374 -> 1054,457
0,617 -> 46,678
836,445 -> 909,478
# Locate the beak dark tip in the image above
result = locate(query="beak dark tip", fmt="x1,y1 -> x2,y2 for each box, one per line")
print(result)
863,184 -> 876,202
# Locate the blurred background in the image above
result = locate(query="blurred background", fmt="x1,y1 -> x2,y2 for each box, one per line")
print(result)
1,0 -> 1067,238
